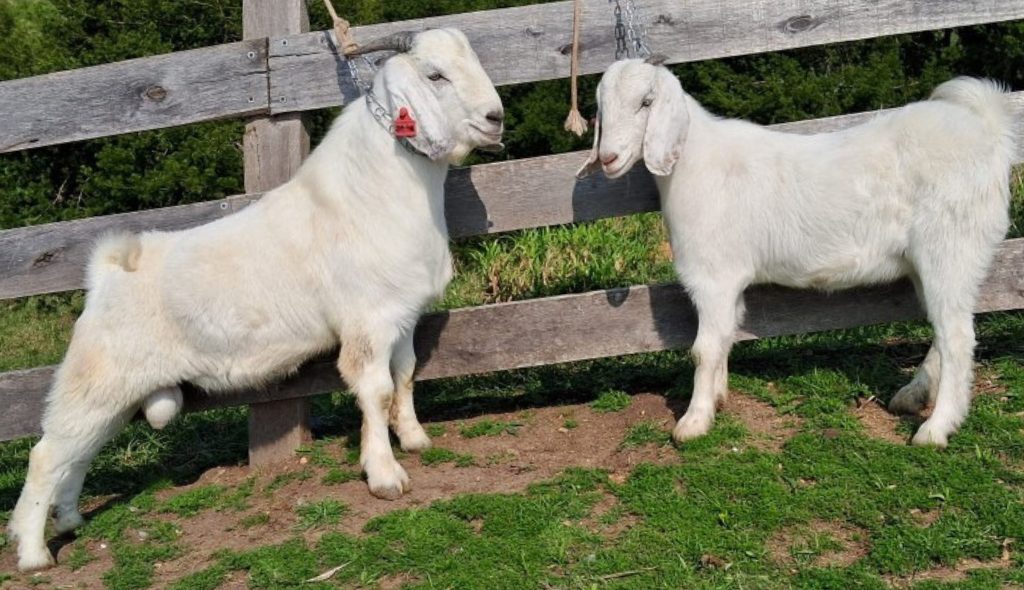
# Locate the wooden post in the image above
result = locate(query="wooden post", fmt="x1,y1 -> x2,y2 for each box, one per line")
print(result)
242,0 -> 312,467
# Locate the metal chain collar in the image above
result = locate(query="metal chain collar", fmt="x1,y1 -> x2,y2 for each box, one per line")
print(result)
346,55 -> 423,156
609,0 -> 651,60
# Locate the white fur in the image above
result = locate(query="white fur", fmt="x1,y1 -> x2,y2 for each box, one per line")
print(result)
9,28 -> 503,571
581,60 -> 1016,447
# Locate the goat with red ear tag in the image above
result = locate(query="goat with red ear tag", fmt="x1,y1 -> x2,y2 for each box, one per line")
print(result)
8,28 -> 504,572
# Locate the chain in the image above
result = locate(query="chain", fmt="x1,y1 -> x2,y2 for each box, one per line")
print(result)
609,0 -> 650,60
347,54 -> 422,155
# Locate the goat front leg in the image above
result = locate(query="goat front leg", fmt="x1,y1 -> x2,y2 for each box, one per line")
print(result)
340,332 -> 409,500
389,332 -> 431,452
674,285 -> 742,443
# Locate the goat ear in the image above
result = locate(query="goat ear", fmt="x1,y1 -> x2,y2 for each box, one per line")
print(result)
575,114 -> 602,179
643,69 -> 688,176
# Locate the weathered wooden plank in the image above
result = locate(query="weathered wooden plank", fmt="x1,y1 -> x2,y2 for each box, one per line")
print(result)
0,41 -> 269,154
4,90 -> 1024,301
3,239 -> 1023,441
243,0 -> 313,468
268,0 -> 1024,113
1,0 -> 1021,151
0,194 -> 260,300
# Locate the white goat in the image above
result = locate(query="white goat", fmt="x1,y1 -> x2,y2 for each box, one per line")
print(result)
9,28 -> 504,572
579,58 -> 1016,448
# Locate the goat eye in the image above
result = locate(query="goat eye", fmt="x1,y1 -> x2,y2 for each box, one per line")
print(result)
428,72 -> 447,82
641,97 -> 653,108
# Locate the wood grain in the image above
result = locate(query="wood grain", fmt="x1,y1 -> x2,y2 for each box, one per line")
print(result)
268,0 -> 1024,113
4,238 -> 1023,441
3,91 -> 1022,301
0,41 -> 268,154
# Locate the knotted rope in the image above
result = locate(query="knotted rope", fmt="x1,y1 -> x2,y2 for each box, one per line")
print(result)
564,0 -> 588,136
321,0 -> 359,55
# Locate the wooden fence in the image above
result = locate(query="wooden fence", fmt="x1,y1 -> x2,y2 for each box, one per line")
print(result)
2,0 -> 1023,465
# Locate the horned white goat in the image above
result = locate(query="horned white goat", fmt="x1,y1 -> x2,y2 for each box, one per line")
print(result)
579,58 -> 1016,449
9,28 -> 504,572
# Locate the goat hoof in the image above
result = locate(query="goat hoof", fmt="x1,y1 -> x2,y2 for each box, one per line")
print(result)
672,412 -> 713,443
398,427 -> 432,453
889,384 -> 928,415
18,547 -> 56,572
911,421 -> 949,448
366,461 -> 410,500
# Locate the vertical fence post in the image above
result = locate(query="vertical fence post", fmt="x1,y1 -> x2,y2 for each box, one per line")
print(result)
242,0 -> 312,467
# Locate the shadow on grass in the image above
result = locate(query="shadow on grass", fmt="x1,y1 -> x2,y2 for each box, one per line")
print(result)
3,312 -> 1021,525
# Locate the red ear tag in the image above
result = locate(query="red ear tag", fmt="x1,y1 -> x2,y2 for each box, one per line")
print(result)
394,107 -> 417,138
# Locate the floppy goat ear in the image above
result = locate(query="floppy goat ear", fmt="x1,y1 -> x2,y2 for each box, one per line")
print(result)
575,112 -> 602,179
643,68 -> 688,176
380,57 -> 455,161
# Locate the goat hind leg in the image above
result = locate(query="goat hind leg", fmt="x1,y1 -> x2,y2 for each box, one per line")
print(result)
10,410 -> 125,571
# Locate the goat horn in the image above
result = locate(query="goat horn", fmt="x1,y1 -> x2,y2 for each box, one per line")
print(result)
645,53 -> 669,66
346,31 -> 417,56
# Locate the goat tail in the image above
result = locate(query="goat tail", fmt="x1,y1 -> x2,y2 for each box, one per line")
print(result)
86,232 -> 142,290
931,77 -> 1016,145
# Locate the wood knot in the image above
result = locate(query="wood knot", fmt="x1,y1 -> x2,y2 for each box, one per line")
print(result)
654,14 -> 674,25
524,25 -> 544,37
144,85 -> 168,102
779,14 -> 820,34
559,43 -> 573,56
32,248 -> 64,268
605,288 -> 629,307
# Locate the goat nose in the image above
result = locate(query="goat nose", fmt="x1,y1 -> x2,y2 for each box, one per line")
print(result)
601,153 -> 619,166
485,109 -> 505,125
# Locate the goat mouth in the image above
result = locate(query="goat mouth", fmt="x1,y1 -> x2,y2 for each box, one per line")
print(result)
470,123 -> 503,143
602,155 -> 633,178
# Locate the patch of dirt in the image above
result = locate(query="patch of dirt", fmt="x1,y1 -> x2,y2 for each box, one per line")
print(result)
908,508 -> 941,528
884,556 -> 1013,588
377,572 -> 421,589
578,493 -> 639,540
767,520 -> 871,570
0,393 -> 683,589
722,392 -> 803,452
855,398 -> 909,444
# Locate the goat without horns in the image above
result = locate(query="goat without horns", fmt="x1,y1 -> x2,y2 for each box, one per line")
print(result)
9,28 -> 504,572
579,58 -> 1016,448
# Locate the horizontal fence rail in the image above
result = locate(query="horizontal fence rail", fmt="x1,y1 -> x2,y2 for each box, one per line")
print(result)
3,92 -> 1023,301
3,0 -> 1024,152
3,238 -> 1023,441
270,0 -> 1024,113
0,41 -> 269,153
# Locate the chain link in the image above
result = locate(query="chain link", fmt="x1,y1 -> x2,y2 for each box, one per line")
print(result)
347,54 -> 422,155
609,0 -> 650,60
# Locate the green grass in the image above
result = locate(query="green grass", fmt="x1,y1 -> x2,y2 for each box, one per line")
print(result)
459,419 -> 523,438
591,389 -> 633,413
238,513 -> 270,529
420,447 -> 475,467
620,421 -> 672,448
295,499 -> 347,530
321,467 -> 361,485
